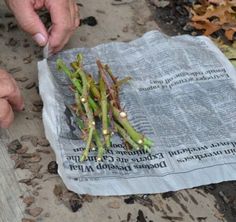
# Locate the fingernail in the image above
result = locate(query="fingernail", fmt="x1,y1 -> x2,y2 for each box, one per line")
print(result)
33,33 -> 47,46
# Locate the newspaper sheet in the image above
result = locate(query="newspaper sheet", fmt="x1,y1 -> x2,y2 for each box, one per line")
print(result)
38,31 -> 236,195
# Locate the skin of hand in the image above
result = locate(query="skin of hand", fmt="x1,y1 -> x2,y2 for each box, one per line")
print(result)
0,69 -> 24,128
5,0 -> 80,53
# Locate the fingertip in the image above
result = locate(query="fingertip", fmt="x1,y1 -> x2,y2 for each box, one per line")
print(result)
32,33 -> 48,46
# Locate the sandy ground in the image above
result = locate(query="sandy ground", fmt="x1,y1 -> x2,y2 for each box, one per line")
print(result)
0,0 -> 235,222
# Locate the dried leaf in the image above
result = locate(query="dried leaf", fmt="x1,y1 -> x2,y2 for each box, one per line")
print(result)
190,1 -> 236,40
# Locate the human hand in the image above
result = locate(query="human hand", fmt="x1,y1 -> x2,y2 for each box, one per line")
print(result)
5,0 -> 80,53
0,69 -> 24,128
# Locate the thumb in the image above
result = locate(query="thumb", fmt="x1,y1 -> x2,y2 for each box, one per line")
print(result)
8,0 -> 48,46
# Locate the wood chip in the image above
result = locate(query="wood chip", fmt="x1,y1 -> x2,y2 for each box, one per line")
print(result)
36,149 -> 50,154
22,218 -> 35,222
107,201 -> 121,209
19,178 -> 32,186
26,207 -> 43,217
33,100 -> 43,107
21,135 -> 36,142
25,82 -> 36,89
53,185 -> 63,197
31,137 -> 39,147
150,0 -> 170,8
16,146 -> 29,154
111,0 -> 133,5
28,164 -> 43,174
23,196 -> 35,207
28,155 -> 41,163
32,190 -> 39,196
14,159 -> 25,169
136,17 -> 145,25
8,67 -> 22,74
37,138 -> 50,147
23,55 -> 33,64
15,76 -> 28,82
31,106 -> 42,112
82,194 -> 93,203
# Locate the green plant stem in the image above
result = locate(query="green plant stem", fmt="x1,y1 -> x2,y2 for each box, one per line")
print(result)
57,59 -> 100,114
112,105 -> 152,148
99,75 -> 110,148
97,60 -> 121,109
87,74 -> 101,100
93,129 -> 105,161
80,127 -> 94,162
114,122 -> 140,150
77,58 -> 96,161
111,105 -> 143,143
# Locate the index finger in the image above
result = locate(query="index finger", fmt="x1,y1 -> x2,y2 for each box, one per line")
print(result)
46,0 -> 75,52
